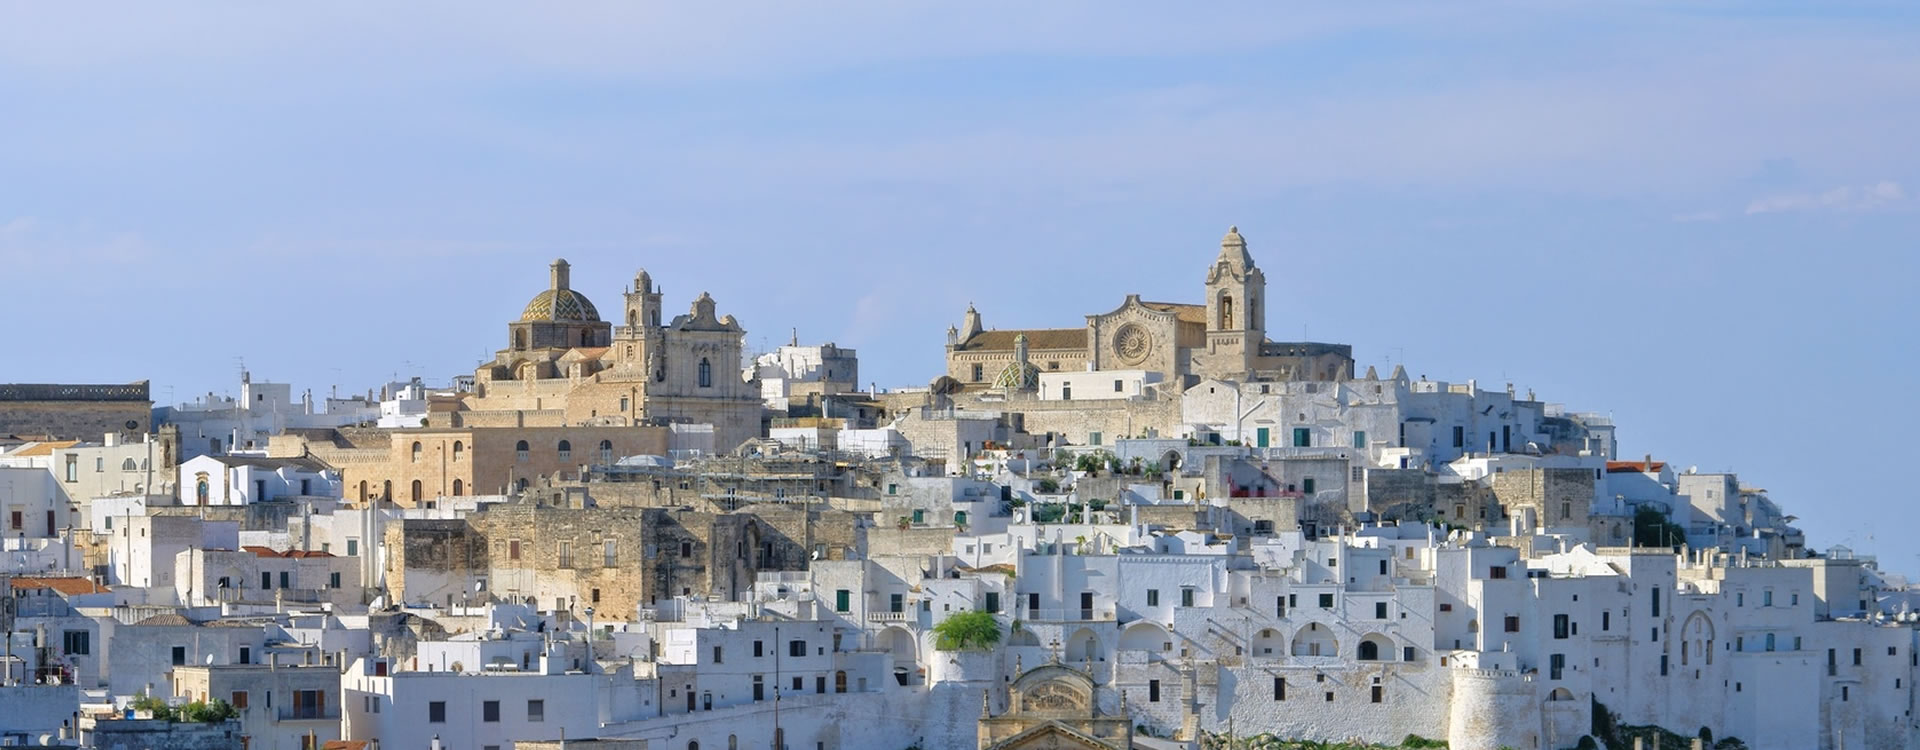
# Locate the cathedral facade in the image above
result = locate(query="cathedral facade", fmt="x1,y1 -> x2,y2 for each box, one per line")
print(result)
467,259 -> 762,452
944,227 -> 1354,392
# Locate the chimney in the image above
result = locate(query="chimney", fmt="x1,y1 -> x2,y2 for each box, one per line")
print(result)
1644,454 -> 1654,472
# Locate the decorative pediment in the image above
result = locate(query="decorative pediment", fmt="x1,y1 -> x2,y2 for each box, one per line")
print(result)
985,720 -> 1126,750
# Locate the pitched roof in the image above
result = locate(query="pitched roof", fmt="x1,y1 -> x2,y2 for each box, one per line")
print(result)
9,576 -> 110,595
1606,461 -> 1667,473
1139,301 -> 1208,326
206,455 -> 331,473
957,328 -> 1087,352
243,546 -> 334,559
10,440 -> 80,457
133,613 -> 193,626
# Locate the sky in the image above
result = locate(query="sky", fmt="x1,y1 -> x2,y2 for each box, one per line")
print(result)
2,2 -> 1916,573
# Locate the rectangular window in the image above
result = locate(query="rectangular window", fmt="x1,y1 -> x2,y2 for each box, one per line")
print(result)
261,572 -> 272,590
1274,677 -> 1286,700
1275,596 -> 1286,619
527,699 -> 544,722
279,571 -> 289,589
1375,602 -> 1388,619
1553,614 -> 1570,639
713,646 -> 723,664
1602,611 -> 1611,631
508,540 -> 521,560
62,630 -> 90,656
1319,593 -> 1334,609
1028,592 -> 1040,612
1352,466 -> 1365,482
172,646 -> 187,666
1292,428 -> 1311,447
429,701 -> 446,723
753,641 -> 764,658
1651,586 -> 1661,617
1404,646 -> 1416,662
558,541 -> 573,568
1371,685 -> 1383,703
1352,431 -> 1367,450
1147,589 -> 1160,607
1302,477 -> 1316,494
985,592 -> 1000,613
329,572 -> 341,589
1148,679 -> 1160,702
890,593 -> 904,613
1853,648 -> 1862,666
604,540 -> 617,567
1659,655 -> 1668,676
1550,653 -> 1565,680
483,700 -> 500,722
790,640 -> 806,658
1489,566 -> 1507,580
835,589 -> 851,613
231,691 -> 248,709
1504,616 -> 1520,633
64,455 -> 77,482
911,509 -> 924,524
346,539 -> 358,557
1181,589 -> 1195,607
1089,432 -> 1102,446
1452,426 -> 1465,448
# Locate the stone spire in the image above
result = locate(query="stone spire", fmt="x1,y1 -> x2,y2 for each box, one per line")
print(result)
550,258 -> 571,290
1216,225 -> 1254,272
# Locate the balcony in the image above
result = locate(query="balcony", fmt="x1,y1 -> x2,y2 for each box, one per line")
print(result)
278,707 -> 340,721
868,611 -> 911,623
1024,608 -> 1116,623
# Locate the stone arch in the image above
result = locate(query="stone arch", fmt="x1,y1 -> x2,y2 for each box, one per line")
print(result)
1219,292 -> 1234,329
1291,622 -> 1337,657
358,481 -> 368,502
1119,622 -> 1169,652
1008,628 -> 1041,647
1357,633 -> 1392,661
411,441 -> 422,462
1066,627 -> 1101,662
410,480 -> 423,503
1161,451 -> 1182,473
452,479 -> 464,496
880,626 -> 918,671
1681,610 -> 1715,666
1548,687 -> 1575,702
1252,628 -> 1283,657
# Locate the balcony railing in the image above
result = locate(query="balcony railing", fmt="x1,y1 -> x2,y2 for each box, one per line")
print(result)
868,611 -> 911,622
1024,608 -> 1116,622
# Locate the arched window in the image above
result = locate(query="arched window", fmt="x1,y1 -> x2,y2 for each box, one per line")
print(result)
452,479 -> 464,496
516,478 -> 529,491
1357,639 -> 1381,661
581,330 -> 592,346
196,476 -> 210,505
452,441 -> 463,460
411,480 -> 423,503
835,670 -> 847,693
410,441 -> 423,463
599,440 -> 614,465
698,358 -> 712,388
515,330 -> 527,350
1220,295 -> 1234,329
516,440 -> 530,461
358,481 -> 369,502
121,458 -> 137,471
557,440 -> 572,461
382,480 -> 392,501
628,310 -> 637,327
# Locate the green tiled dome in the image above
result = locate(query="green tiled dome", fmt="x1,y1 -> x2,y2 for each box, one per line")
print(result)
520,288 -> 601,323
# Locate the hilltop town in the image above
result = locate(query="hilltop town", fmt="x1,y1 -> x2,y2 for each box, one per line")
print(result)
1,228 -> 1912,750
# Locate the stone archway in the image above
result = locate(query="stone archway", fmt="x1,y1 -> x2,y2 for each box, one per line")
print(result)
1291,622 -> 1337,657
1066,627 -> 1101,663
1119,622 -> 1169,653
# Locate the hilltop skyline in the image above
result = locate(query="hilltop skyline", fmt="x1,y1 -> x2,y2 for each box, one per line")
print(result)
3,2 -> 1916,572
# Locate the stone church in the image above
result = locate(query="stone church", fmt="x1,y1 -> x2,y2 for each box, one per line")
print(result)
944,227 -> 1353,392
466,259 -> 762,451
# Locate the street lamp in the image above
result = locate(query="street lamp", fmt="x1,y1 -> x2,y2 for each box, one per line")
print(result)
584,606 -> 596,731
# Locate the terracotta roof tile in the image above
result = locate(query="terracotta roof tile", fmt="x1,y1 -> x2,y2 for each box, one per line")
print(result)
10,440 -> 80,457
1605,460 -> 1667,473
9,576 -> 109,595
1139,301 -> 1208,325
957,328 -> 1086,352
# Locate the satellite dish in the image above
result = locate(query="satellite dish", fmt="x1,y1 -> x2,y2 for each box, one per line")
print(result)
205,654 -> 214,665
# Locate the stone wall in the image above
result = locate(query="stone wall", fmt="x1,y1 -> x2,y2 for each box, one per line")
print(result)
0,387 -> 151,440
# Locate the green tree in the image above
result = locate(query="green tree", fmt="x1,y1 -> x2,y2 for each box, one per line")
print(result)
933,611 -> 1002,651
1632,506 -> 1686,548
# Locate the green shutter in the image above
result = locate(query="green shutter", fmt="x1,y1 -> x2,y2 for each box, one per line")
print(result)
1255,428 -> 1270,448
836,589 -> 850,612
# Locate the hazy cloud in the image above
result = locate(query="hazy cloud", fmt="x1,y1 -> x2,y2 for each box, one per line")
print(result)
1744,180 -> 1906,215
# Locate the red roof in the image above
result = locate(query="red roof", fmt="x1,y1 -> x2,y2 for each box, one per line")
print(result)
242,546 -> 334,559
10,577 -> 110,595
1605,460 -> 1667,473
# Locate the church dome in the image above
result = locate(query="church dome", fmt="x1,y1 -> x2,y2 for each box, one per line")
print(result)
520,288 -> 601,323
519,258 -> 602,322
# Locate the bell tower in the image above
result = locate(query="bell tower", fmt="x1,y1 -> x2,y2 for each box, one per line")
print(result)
1201,226 -> 1267,377
624,269 -> 663,333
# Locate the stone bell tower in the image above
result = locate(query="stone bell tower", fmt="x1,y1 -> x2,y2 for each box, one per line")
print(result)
1200,226 -> 1267,379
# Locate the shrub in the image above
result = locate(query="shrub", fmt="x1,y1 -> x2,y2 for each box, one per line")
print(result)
933,611 -> 1001,651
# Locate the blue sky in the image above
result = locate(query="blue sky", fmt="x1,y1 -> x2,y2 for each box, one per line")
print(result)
2,2 -> 1915,572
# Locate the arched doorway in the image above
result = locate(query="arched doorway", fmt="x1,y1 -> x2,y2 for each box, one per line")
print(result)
1291,622 -> 1337,657
1252,628 -> 1283,657
1066,627 -> 1100,663
452,479 -> 464,496
1119,622 -> 1169,653
410,480 -> 422,503
1357,633 -> 1391,661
